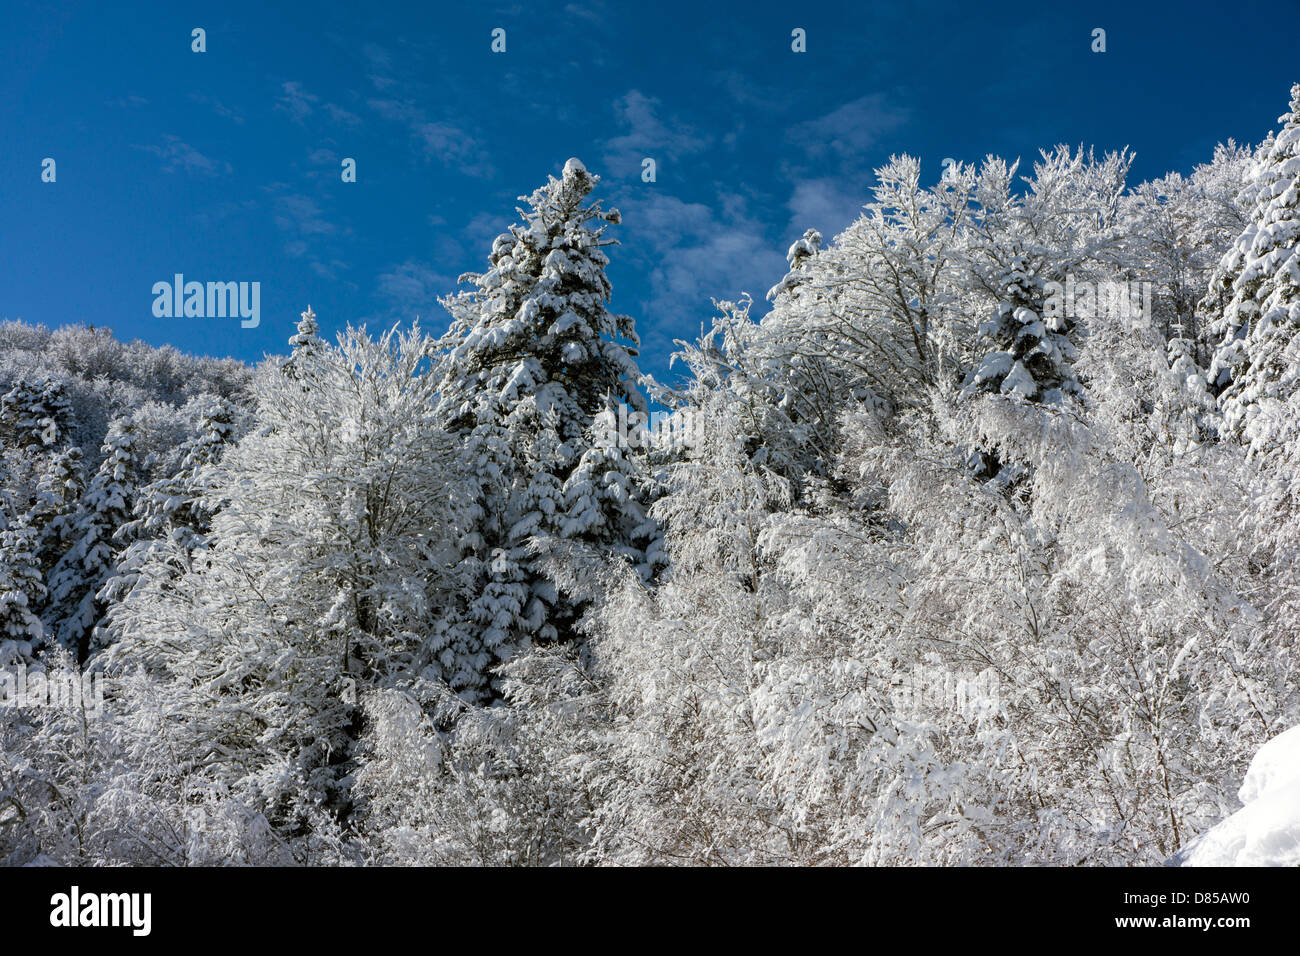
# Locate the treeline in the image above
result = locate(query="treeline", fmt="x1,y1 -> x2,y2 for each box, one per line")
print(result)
1,87 -> 1298,866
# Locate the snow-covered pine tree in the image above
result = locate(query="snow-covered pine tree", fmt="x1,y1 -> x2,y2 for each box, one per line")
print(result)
962,254 -> 1082,406
0,521 -> 45,664
280,304 -> 324,382
959,259 -> 1083,489
1151,332 -> 1216,453
99,397 -> 238,607
563,405 -> 663,576
0,377 -> 75,449
433,158 -> 655,701
958,150 -> 1124,488
46,418 -> 137,660
28,446 -> 84,581
1204,84 -> 1300,453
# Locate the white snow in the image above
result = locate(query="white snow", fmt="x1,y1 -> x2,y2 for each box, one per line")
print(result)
1172,724 -> 1300,866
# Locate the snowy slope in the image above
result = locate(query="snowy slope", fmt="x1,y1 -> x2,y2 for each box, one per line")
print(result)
1171,725 -> 1300,866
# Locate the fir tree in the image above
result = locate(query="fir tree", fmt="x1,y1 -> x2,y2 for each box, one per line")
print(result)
101,398 -> 238,605
433,158 -> 656,701
28,446 -> 84,580
962,256 -> 1082,406
46,418 -> 137,660
0,521 -> 45,663
1204,84 -> 1300,452
960,257 -> 1082,488
0,377 -> 76,449
281,304 -> 324,382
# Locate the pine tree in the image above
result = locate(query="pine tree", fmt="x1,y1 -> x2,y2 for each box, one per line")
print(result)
960,258 -> 1083,488
563,406 -> 663,574
957,150 -> 1119,490
1204,84 -> 1300,452
1152,331 -> 1215,452
962,256 -> 1082,406
0,521 -> 45,663
433,158 -> 655,701
281,304 -> 324,382
28,446 -> 84,580
46,418 -> 137,660
101,398 -> 238,605
0,377 -> 76,449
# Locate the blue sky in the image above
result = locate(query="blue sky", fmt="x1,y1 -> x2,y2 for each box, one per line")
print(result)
2,0 -> 1298,385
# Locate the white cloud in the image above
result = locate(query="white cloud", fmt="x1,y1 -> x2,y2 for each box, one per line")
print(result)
367,97 -> 492,177
602,90 -> 708,178
190,92 -> 245,124
787,93 -> 909,161
262,187 -> 346,278
134,135 -> 230,176
276,81 -> 361,129
614,191 -> 786,364
778,93 -> 910,241
375,259 -> 457,321
276,81 -> 319,124
272,194 -> 336,238
786,177 -> 866,239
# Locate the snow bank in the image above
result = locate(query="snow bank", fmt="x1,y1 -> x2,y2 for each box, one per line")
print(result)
1171,724 -> 1300,866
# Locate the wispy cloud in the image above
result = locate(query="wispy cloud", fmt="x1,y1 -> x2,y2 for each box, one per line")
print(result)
190,92 -> 245,124
367,97 -> 492,176
350,41 -> 493,177
260,185 -> 351,279
271,193 -> 337,239
275,81 -> 361,127
779,93 -> 911,237
134,135 -> 231,176
603,90 -> 708,178
275,81 -> 319,124
614,190 -> 786,369
787,93 -> 909,162
785,177 -> 867,240
374,259 -> 457,322
112,94 -> 150,110
324,102 -> 362,126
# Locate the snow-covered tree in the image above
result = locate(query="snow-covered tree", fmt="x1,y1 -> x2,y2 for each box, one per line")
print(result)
46,418 -> 137,660
100,397 -> 239,606
5,94 -> 1300,870
432,158 -> 657,701
765,156 -> 976,418
961,254 -> 1082,406
765,228 -> 823,300
105,321 -> 459,828
27,446 -> 84,580
279,304 -> 324,384
1124,142 -> 1255,345
0,377 -> 75,449
1204,84 -> 1300,453
1150,333 -> 1216,453
0,521 -> 45,663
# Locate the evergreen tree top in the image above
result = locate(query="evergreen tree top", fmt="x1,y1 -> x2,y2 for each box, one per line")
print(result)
438,159 -> 645,427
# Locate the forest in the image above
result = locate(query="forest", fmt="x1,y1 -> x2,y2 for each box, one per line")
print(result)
1,84 -> 1298,867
